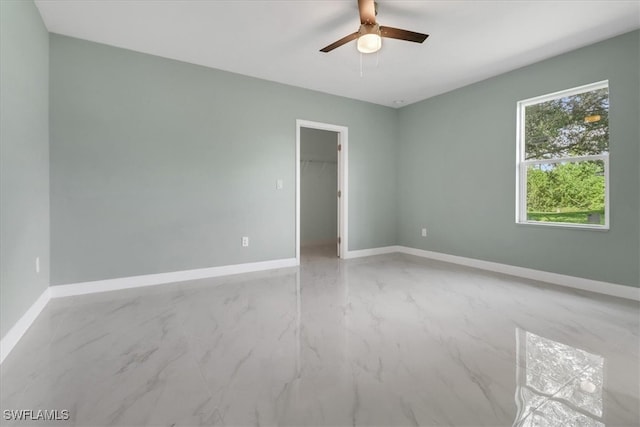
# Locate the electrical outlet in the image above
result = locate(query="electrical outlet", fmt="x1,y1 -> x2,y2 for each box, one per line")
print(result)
242,236 -> 249,247
36,257 -> 40,273
421,228 -> 427,237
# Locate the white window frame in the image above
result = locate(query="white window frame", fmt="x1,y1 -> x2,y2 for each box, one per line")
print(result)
516,80 -> 610,230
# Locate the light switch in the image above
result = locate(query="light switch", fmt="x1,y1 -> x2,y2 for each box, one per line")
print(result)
276,179 -> 283,190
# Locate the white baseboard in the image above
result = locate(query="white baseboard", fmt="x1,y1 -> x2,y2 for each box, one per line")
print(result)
0,287 -> 51,364
343,246 -> 400,259
49,258 -> 298,298
1,258 -> 297,364
396,246 -> 640,301
2,247 -> 636,365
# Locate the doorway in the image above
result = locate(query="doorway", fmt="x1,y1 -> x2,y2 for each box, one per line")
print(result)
296,120 -> 348,264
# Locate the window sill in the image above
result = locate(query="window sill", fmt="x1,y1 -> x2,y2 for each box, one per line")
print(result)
516,220 -> 609,231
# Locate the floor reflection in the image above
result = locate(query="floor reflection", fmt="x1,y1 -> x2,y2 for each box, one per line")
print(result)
514,329 -> 605,426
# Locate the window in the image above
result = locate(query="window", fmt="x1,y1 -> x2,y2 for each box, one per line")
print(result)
516,81 -> 609,229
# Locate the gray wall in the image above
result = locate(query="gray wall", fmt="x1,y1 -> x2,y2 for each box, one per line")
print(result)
0,0 -> 50,338
397,30 -> 640,287
300,128 -> 338,245
50,35 -> 398,285
10,23 -> 633,300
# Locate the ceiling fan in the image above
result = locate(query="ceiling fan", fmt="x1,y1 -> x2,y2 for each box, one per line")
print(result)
320,0 -> 429,54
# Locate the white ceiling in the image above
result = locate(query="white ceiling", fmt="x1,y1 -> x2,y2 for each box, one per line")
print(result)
35,0 -> 640,108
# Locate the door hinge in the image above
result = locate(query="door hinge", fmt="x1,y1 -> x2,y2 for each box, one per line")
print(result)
337,190 -> 341,198
337,144 -> 342,152
338,237 -> 341,244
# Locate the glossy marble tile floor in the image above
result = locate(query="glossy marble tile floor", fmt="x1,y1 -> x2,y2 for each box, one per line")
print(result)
1,245 -> 639,426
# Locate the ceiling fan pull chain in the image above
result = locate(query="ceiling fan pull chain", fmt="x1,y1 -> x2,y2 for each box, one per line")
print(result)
360,52 -> 364,77
376,50 -> 379,68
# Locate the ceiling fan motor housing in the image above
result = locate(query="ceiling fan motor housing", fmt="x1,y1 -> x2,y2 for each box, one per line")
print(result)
359,23 -> 380,37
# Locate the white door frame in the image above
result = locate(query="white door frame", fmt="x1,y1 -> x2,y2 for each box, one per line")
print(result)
296,119 -> 348,264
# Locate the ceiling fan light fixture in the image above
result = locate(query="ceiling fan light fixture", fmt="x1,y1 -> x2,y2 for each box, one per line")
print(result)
357,24 -> 382,53
357,33 -> 382,53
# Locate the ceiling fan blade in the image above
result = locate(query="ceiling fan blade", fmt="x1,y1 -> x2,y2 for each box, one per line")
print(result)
320,31 -> 360,52
380,26 -> 429,43
358,0 -> 376,24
